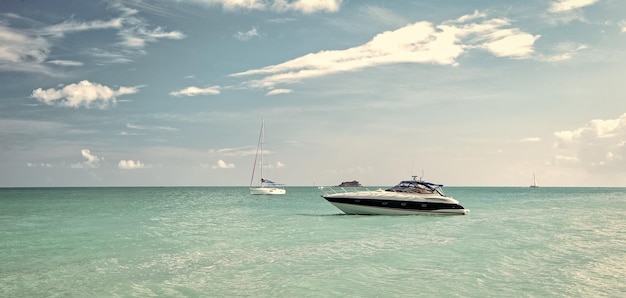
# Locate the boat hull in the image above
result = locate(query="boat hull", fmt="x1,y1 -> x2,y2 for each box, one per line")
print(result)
250,187 -> 286,195
322,192 -> 468,215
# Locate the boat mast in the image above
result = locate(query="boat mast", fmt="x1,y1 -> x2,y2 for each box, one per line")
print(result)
259,119 -> 264,186
250,119 -> 264,188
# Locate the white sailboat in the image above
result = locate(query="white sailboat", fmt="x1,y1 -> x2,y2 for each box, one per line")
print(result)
530,173 -> 539,188
249,120 -> 286,195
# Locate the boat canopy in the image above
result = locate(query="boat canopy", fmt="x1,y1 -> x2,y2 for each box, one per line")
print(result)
386,179 -> 445,195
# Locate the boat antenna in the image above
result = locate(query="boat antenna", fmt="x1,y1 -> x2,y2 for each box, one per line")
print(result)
412,170 -> 425,181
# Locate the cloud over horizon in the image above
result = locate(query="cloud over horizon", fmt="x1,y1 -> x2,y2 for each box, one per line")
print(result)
213,159 -> 235,169
553,113 -> 626,172
71,149 -> 101,169
118,160 -> 146,169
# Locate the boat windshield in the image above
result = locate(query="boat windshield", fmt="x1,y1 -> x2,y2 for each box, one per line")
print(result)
386,180 -> 445,195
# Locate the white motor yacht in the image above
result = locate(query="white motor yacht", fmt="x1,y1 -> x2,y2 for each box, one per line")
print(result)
321,176 -> 468,215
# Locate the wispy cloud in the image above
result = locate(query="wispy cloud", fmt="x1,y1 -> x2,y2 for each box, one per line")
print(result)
0,3 -> 184,74
270,0 -> 342,14
88,48 -> 133,64
520,137 -> 541,142
126,123 -> 179,131
541,42 -> 588,62
231,11 -> 540,91
235,26 -> 259,41
47,60 -> 84,66
190,0 -> 342,14
0,24 -> 54,74
41,18 -> 123,37
209,147 -> 257,157
266,88 -> 292,96
31,80 -> 140,109
170,86 -> 221,97
111,2 -> 185,49
545,0 -> 600,24
118,25 -> 185,48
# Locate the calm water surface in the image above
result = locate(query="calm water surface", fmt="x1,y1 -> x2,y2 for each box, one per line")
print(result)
1,186 -> 625,297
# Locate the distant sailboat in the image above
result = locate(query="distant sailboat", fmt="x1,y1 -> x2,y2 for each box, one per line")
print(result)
530,174 -> 539,188
249,120 -> 286,195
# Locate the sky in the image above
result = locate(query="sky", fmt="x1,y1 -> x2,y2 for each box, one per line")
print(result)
1,0 -> 625,187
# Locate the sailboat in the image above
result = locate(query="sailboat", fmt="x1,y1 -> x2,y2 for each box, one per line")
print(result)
249,120 -> 286,195
530,173 -> 539,188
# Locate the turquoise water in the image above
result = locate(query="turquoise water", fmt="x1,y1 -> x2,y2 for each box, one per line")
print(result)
1,187 -> 625,297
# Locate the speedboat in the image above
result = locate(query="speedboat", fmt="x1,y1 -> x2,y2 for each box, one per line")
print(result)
321,176 -> 469,215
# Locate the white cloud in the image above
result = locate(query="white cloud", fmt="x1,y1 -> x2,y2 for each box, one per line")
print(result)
235,26 -> 259,41
71,149 -> 101,168
549,0 -> 599,13
620,20 -> 626,33
47,60 -> 84,66
31,80 -> 139,109
213,159 -> 235,169
266,88 -> 292,96
118,160 -> 145,169
553,113 -> 626,172
170,86 -> 220,97
231,12 -> 539,90
276,161 -> 285,168
476,27 -> 540,58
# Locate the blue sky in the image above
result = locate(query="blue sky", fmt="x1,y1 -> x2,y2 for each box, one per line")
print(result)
1,0 -> 625,187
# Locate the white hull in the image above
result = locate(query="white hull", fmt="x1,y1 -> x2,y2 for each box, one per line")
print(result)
329,202 -> 469,215
250,187 -> 286,195
322,189 -> 468,215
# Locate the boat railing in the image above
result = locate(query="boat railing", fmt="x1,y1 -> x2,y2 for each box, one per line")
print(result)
317,186 -> 375,195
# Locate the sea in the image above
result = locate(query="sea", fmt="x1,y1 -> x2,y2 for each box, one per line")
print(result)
1,186 -> 625,297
